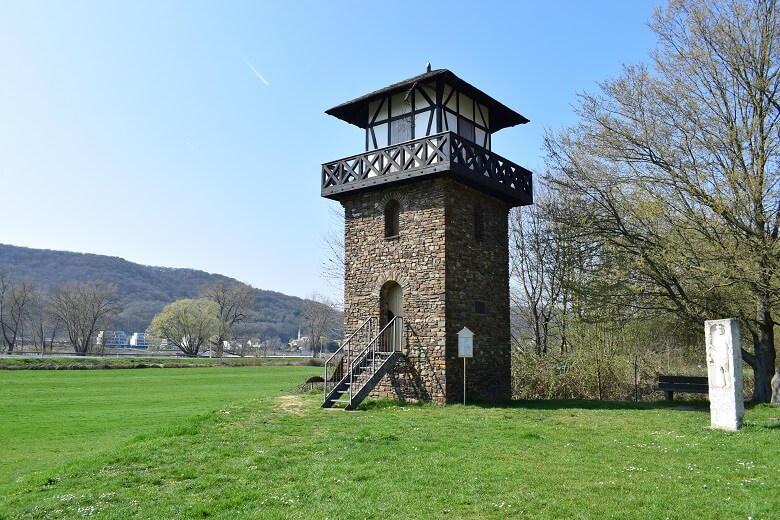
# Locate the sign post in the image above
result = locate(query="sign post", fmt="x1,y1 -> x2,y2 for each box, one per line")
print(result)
457,327 -> 474,405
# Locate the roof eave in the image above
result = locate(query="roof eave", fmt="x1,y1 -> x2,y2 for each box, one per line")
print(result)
325,69 -> 529,132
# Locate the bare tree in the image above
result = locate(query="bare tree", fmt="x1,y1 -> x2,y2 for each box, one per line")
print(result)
49,282 -> 122,355
321,205 -> 345,302
0,268 -> 35,353
264,337 -> 283,356
546,0 -> 780,401
510,187 -> 594,356
302,293 -> 338,357
147,298 -> 220,357
28,287 -> 60,353
202,281 -> 253,357
511,194 -> 562,355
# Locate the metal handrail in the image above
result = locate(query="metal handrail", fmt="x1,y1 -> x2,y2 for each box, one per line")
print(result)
347,316 -> 404,402
324,317 -> 376,400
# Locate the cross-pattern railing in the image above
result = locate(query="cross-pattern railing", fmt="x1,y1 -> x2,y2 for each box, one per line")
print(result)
321,132 -> 532,204
324,317 -> 376,400
449,134 -> 532,195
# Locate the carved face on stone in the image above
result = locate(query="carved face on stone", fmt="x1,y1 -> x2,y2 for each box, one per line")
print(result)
707,323 -> 731,388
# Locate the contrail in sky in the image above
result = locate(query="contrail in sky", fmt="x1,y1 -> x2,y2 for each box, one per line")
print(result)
244,58 -> 270,87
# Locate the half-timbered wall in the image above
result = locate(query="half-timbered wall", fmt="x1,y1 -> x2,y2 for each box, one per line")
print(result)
441,84 -> 491,149
365,81 -> 491,151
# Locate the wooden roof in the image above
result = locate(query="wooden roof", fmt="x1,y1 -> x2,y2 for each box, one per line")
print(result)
325,69 -> 529,133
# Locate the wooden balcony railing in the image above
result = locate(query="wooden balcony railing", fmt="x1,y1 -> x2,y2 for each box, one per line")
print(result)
321,132 -> 532,205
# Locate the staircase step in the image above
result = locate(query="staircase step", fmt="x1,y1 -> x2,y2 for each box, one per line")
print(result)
322,344 -> 402,410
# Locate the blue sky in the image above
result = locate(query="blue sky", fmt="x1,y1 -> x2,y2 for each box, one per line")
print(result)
0,1 -> 658,300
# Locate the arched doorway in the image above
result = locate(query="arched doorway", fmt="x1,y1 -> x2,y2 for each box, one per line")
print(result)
379,281 -> 403,353
379,281 -> 403,327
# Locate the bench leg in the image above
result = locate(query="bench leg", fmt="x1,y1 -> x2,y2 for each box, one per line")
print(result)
665,391 -> 674,401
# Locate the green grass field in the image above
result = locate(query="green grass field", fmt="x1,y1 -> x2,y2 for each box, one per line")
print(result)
0,365 -> 317,489
1,368 -> 778,519
0,356 -> 321,369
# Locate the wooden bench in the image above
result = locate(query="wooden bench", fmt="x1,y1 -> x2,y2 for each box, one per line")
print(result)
657,375 -> 708,400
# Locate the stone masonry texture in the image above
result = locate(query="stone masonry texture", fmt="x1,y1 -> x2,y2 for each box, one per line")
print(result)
341,176 -> 511,404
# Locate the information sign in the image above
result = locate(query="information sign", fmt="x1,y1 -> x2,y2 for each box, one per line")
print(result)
458,327 -> 474,357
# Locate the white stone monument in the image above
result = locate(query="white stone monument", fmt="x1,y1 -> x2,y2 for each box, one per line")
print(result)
705,319 -> 744,431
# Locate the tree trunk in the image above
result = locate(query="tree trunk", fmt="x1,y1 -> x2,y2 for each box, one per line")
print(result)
752,303 -> 776,403
595,352 -> 602,401
2,327 -> 18,353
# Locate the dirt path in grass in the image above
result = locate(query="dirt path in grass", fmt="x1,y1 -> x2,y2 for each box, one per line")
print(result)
277,395 -> 306,415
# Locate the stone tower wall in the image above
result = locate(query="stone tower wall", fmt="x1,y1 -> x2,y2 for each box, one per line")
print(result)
340,176 -> 512,404
443,182 -> 512,402
341,178 -> 448,402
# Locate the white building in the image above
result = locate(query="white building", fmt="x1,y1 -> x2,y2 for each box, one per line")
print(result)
289,328 -> 310,350
97,331 -> 129,348
129,332 -> 151,348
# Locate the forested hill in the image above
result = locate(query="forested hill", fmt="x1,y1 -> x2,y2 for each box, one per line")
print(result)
0,243 -> 309,341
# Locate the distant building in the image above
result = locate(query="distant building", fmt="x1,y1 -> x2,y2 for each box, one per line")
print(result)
290,337 -> 310,350
97,331 -> 129,348
289,328 -> 310,350
129,333 -> 151,348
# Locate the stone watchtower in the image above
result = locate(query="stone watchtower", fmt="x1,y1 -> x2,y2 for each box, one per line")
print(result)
322,68 -> 532,409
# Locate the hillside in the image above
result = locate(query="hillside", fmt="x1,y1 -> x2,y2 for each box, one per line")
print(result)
0,243 -> 318,341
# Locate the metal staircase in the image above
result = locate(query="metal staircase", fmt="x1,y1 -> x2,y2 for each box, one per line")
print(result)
322,317 -> 404,410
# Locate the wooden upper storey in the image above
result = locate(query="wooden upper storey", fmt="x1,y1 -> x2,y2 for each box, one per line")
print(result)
322,69 -> 532,206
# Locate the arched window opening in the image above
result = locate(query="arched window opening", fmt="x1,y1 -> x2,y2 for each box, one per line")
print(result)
385,200 -> 400,238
